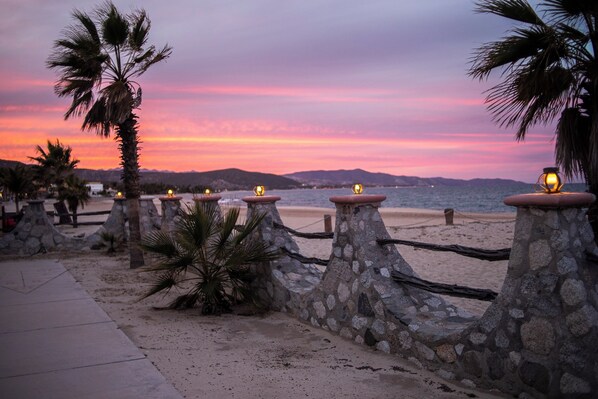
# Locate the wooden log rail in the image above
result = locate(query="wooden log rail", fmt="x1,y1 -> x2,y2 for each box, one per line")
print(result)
378,238 -> 511,261
279,246 -> 329,266
391,270 -> 498,301
54,209 -> 112,226
273,222 -> 334,239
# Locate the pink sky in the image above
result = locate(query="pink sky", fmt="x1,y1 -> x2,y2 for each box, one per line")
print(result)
0,0 -> 559,182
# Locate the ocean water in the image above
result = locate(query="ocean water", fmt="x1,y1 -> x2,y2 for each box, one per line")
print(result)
212,183 -> 588,213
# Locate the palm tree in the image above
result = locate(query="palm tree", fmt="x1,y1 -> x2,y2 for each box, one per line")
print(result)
47,2 -> 172,268
0,165 -> 34,213
58,174 -> 90,228
470,0 -> 598,239
140,203 -> 279,315
29,139 -> 80,224
29,139 -> 79,196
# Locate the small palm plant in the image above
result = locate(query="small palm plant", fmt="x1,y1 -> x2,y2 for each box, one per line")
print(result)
58,174 -> 90,228
140,203 -> 278,315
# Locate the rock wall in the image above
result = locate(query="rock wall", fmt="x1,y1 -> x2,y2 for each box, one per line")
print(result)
245,193 -> 598,398
0,197 -> 155,255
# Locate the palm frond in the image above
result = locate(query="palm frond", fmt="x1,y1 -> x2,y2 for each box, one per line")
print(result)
139,271 -> 177,301
555,107 -> 590,179
233,210 -> 266,246
72,9 -> 101,45
82,98 -> 111,136
543,0 -> 596,23
475,0 -> 544,25
140,230 -> 179,257
100,3 -> 129,47
135,44 -> 173,75
470,25 -> 557,80
128,9 -> 150,50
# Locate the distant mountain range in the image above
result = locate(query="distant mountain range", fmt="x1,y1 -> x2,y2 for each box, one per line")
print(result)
0,159 -> 527,190
284,169 -> 527,188
74,167 -> 298,191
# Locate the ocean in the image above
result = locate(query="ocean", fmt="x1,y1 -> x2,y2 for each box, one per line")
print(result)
210,183 -> 589,213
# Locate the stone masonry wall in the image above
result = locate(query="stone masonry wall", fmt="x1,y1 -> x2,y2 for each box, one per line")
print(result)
0,197 -> 157,255
247,194 -> 598,398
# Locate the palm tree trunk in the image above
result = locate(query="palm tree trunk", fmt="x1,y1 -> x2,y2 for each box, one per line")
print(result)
117,114 -> 145,268
72,210 -> 78,228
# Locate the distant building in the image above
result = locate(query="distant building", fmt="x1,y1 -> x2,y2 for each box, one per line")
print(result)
86,182 -> 104,196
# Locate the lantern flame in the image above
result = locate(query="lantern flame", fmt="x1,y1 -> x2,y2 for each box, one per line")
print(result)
254,185 -> 265,196
352,183 -> 364,195
537,167 -> 563,194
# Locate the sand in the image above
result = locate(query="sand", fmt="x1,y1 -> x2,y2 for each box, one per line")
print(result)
4,197 -> 515,397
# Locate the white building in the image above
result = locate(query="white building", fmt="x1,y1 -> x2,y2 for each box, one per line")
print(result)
86,182 -> 104,196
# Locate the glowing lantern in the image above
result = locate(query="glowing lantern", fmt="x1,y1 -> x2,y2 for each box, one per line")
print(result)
352,183 -> 364,195
115,191 -> 123,199
204,188 -> 211,196
254,185 -> 265,196
537,167 -> 563,194
167,189 -> 175,198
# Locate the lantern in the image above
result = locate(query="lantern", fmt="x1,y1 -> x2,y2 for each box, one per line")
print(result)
537,167 -> 563,194
352,183 -> 364,195
115,191 -> 123,199
204,188 -> 211,196
254,185 -> 265,196
167,189 -> 175,198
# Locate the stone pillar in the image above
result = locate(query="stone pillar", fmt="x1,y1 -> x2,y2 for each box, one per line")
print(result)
159,196 -> 182,234
193,194 -> 222,220
243,195 -> 284,306
486,192 -> 598,397
242,195 -> 320,311
0,200 -> 72,255
101,197 -> 127,239
312,194 -> 416,345
138,197 -> 161,237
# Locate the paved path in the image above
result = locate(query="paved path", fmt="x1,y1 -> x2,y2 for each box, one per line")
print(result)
0,258 -> 183,399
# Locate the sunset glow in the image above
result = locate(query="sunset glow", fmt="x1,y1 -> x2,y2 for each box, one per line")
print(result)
0,0 -> 560,182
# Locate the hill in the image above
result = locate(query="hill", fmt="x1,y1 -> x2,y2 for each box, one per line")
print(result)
74,167 -> 299,190
1,160 -> 528,190
284,169 -> 527,188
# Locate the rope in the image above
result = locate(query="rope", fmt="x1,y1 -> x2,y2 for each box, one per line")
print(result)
395,216 -> 443,227
378,238 -> 510,261
294,217 -> 328,231
391,270 -> 498,301
279,246 -> 329,266
273,222 -> 333,239
453,210 -> 516,224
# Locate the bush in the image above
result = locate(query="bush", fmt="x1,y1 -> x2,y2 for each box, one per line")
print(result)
140,202 -> 278,315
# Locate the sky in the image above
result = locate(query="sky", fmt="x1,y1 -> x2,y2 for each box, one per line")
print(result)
0,0 -> 559,182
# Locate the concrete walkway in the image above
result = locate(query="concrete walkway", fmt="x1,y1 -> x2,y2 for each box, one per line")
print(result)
0,258 -> 183,399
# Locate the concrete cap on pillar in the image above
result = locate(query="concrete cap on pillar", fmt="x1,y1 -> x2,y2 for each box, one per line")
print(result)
159,196 -> 182,201
329,195 -> 386,205
504,192 -> 595,208
242,195 -> 281,203
193,195 -> 222,203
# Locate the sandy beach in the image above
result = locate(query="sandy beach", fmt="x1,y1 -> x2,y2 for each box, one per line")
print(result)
2,197 -> 515,397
